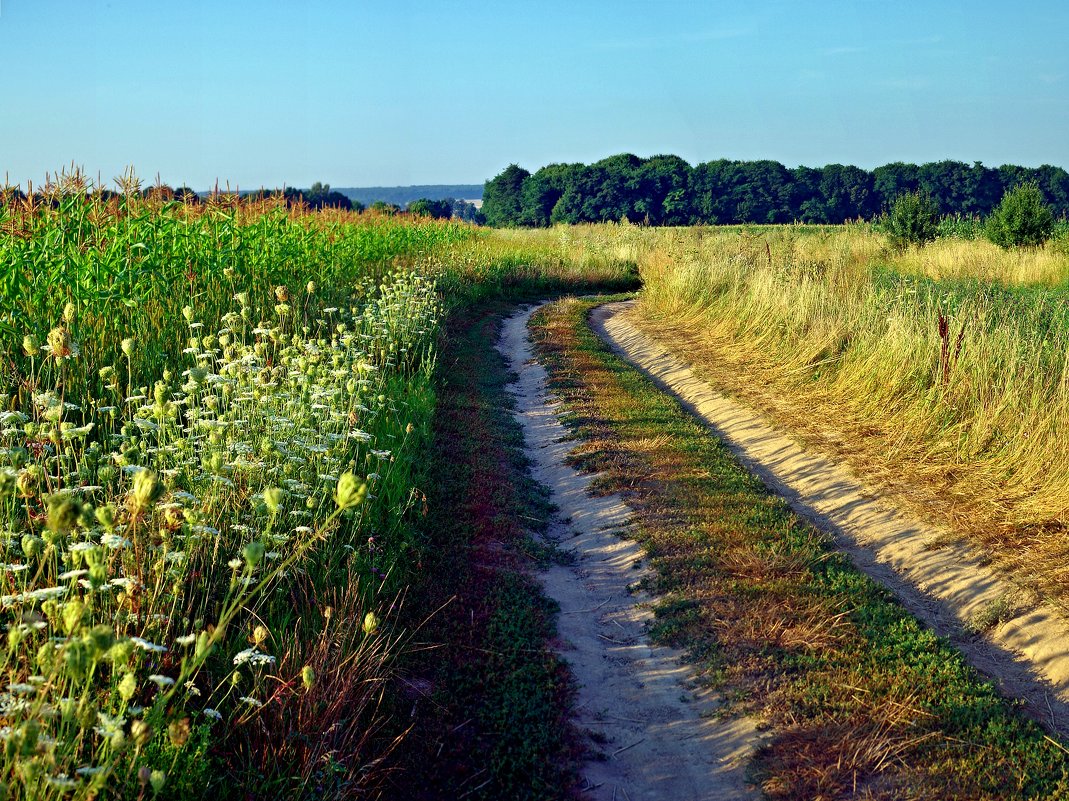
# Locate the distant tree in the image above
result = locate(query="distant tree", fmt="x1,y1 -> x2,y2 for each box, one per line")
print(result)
1031,164 -> 1069,216
732,160 -> 794,223
883,190 -> 940,249
520,163 -> 580,226
985,183 -> 1054,248
688,160 -> 735,224
143,184 -> 175,201
450,199 -> 481,223
173,186 -> 200,203
407,198 -> 452,218
873,162 -> 921,212
482,164 -> 530,227
817,164 -> 874,222
789,165 -> 825,222
636,155 -> 691,225
369,200 -> 400,215
294,182 -> 352,210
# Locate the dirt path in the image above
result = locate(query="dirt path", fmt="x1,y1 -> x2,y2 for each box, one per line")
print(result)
497,305 -> 760,801
591,300 -> 1069,735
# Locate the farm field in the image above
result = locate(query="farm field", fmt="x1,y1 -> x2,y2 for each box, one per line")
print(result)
0,184 -> 635,799
3,183 -> 1069,799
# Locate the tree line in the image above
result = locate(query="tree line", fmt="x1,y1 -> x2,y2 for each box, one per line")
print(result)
482,155 -> 1069,227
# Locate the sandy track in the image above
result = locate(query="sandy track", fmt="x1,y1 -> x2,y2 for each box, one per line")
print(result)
497,305 -> 759,801
591,300 -> 1069,735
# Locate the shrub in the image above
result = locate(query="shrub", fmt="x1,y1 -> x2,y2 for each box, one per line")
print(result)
985,182 -> 1054,248
883,190 -> 940,249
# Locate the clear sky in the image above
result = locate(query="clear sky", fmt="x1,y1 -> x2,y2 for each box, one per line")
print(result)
1,1 -> 1066,190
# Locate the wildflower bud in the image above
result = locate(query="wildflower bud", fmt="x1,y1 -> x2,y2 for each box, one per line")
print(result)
17,468 -> 40,498
0,469 -> 15,500
188,366 -> 208,385
335,472 -> 367,510
121,337 -> 136,357
150,770 -> 167,794
252,625 -> 268,646
182,305 -> 194,322
129,470 -> 163,514
230,670 -> 242,687
22,334 -> 40,357
168,718 -> 190,747
195,631 -> 213,660
131,719 -> 152,747
274,285 -> 289,302
262,487 -> 285,515
107,638 -> 135,667
62,600 -> 87,635
235,291 -> 250,307
301,665 -> 315,690
46,493 -> 82,533
21,534 -> 45,559
363,612 -> 379,635
118,673 -> 137,701
95,504 -> 116,531
47,326 -> 75,359
406,423 -> 414,435
138,766 -> 151,786
242,540 -> 265,569
323,606 -> 333,622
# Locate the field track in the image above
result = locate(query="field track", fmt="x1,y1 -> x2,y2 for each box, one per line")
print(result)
590,300 -> 1069,736
498,305 -> 759,800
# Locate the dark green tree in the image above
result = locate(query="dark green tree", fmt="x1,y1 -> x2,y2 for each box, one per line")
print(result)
520,163 -> 581,227
985,183 -> 1055,248
407,198 -> 452,218
482,164 -> 530,226
873,162 -> 921,212
884,190 -> 940,249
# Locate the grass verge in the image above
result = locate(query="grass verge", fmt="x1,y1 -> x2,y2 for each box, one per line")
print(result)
383,300 -> 584,800
530,295 -> 1069,800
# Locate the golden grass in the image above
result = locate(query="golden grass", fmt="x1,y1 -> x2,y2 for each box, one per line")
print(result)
623,224 -> 1069,602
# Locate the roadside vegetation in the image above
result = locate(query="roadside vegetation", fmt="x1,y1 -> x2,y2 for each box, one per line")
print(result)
531,295 -> 1069,800
625,223 -> 1069,607
0,173 -> 636,799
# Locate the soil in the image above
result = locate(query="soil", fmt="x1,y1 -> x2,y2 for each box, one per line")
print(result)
497,305 -> 760,801
592,299 -> 1069,736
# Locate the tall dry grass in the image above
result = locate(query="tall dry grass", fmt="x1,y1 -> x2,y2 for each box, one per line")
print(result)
626,224 -> 1069,593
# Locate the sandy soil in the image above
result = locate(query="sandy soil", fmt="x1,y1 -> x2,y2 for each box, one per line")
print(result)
592,300 -> 1069,735
497,305 -> 760,801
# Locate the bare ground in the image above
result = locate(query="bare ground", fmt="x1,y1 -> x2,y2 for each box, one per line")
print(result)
497,305 -> 760,801
592,300 -> 1069,736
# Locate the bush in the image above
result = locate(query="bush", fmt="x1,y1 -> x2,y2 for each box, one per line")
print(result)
985,183 -> 1054,248
882,190 -> 940,249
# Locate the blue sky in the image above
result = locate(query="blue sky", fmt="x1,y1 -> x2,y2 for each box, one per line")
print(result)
1,1 -> 1066,190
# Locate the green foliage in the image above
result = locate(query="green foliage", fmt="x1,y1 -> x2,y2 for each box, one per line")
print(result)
406,197 -> 452,219
985,182 -> 1055,248
484,156 -> 1069,228
884,190 -> 940,249
482,164 -> 530,227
